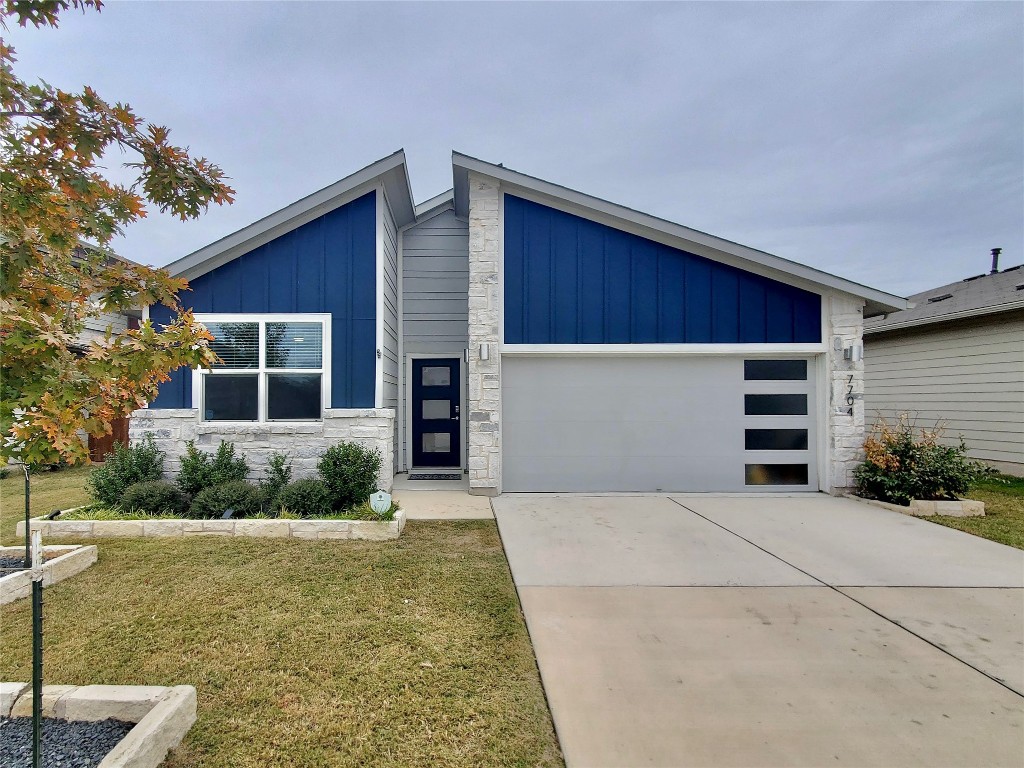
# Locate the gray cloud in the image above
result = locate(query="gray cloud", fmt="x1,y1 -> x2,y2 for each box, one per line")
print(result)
7,0 -> 1021,295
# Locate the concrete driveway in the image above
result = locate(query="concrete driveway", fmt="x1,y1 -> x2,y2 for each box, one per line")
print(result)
494,495 -> 1024,767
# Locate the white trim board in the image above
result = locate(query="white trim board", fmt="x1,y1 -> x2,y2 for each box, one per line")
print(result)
166,151 -> 415,282
453,151 -> 906,316
500,343 -> 827,356
375,184 -> 385,408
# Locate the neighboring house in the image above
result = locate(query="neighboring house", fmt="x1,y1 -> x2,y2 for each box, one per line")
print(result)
132,150 -> 906,494
863,264 -> 1024,476
69,251 -> 142,460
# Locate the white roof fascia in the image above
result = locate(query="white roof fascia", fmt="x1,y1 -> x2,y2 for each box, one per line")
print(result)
167,150 -> 415,281
865,299 -> 1024,335
452,151 -> 907,315
414,189 -> 455,219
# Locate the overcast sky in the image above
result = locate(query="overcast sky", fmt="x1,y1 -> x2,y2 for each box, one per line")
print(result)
8,1 -> 1022,296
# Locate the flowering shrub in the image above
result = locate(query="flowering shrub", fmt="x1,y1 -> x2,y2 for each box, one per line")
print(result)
855,415 -> 990,506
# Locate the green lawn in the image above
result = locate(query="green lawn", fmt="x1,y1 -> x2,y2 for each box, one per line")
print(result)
0,469 -> 563,767
0,465 -> 94,543
933,473 -> 1024,550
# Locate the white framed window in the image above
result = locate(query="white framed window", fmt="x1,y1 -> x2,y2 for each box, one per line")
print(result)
192,313 -> 331,422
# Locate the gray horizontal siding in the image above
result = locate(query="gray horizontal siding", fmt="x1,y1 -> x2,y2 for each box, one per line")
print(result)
863,311 -> 1024,469
382,188 -> 399,414
401,209 -> 469,354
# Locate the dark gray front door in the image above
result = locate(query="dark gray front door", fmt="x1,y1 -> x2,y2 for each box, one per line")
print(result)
412,358 -> 461,467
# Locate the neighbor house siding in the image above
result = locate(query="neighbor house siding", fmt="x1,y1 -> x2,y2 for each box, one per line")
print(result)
150,191 -> 378,409
381,187 -> 400,412
863,310 -> 1024,471
80,307 -> 128,344
401,208 -> 470,354
503,194 -> 821,345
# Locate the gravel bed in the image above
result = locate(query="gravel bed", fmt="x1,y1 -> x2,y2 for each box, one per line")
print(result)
0,716 -> 133,767
0,555 -> 49,573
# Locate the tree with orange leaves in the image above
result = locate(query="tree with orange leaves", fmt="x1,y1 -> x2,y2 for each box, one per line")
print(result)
1,0 -> 233,465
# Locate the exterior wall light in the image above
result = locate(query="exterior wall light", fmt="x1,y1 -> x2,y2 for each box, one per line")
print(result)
843,344 -> 863,362
480,343 -> 489,361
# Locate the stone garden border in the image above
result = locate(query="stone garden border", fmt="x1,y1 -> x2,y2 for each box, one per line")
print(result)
0,545 -> 98,606
17,510 -> 406,541
845,494 -> 985,518
1,682 -> 196,768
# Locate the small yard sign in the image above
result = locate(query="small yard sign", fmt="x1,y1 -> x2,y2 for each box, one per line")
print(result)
370,491 -> 391,514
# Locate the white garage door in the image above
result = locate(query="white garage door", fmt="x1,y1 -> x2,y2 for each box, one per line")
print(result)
502,356 -> 818,492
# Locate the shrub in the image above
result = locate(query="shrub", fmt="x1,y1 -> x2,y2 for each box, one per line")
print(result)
258,452 -> 292,510
87,435 -> 164,506
317,441 -> 382,510
176,440 -> 250,496
119,480 -> 189,516
276,478 -> 332,518
855,416 -> 991,506
189,480 -> 262,519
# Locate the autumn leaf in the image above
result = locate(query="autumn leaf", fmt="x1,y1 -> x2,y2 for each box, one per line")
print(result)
1,0 -> 232,465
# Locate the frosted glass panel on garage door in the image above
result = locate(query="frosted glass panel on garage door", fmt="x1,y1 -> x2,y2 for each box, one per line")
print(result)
501,356 -> 816,492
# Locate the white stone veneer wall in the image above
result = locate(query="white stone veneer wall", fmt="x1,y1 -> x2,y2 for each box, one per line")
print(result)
827,294 -> 866,492
130,409 -> 395,492
466,172 -> 502,495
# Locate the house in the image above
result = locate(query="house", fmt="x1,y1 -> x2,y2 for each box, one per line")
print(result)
863,260 -> 1024,476
132,150 -> 907,494
71,250 -> 142,461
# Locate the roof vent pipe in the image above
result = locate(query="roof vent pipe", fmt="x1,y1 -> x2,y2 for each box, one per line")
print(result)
991,247 -> 1002,275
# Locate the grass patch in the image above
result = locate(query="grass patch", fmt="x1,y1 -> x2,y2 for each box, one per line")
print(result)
929,473 -> 1024,550
0,469 -> 562,767
0,465 -> 94,543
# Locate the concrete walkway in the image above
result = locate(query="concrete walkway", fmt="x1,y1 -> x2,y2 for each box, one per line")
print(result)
494,495 -> 1024,767
392,489 -> 493,520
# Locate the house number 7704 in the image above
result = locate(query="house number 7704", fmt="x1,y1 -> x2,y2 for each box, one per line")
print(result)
846,375 -> 855,416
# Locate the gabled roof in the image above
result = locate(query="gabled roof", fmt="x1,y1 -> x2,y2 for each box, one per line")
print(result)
166,150 -> 415,281
865,264 -> 1024,334
414,188 -> 454,220
452,151 -> 907,316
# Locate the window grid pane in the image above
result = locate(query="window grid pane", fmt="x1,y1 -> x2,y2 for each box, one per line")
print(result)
422,399 -> 450,420
745,429 -> 809,451
745,464 -> 809,486
204,374 -> 259,421
744,360 -> 807,381
744,394 -> 808,416
267,374 -> 322,420
206,322 -> 259,369
265,322 -> 323,369
423,433 -> 452,453
422,367 -> 451,386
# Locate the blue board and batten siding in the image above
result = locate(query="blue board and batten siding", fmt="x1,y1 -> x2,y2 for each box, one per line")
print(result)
150,191 -> 378,409
503,195 -> 821,344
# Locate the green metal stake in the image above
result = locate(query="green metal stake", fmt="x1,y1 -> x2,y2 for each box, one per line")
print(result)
29,528 -> 43,768
32,571 -> 43,768
23,463 -> 31,568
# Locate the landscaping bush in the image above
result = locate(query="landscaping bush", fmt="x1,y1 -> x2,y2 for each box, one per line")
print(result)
119,480 -> 189,516
258,452 -> 292,510
276,478 -> 332,518
855,416 -> 991,506
317,441 -> 382,510
176,440 -> 250,496
190,480 -> 263,519
87,435 -> 164,507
